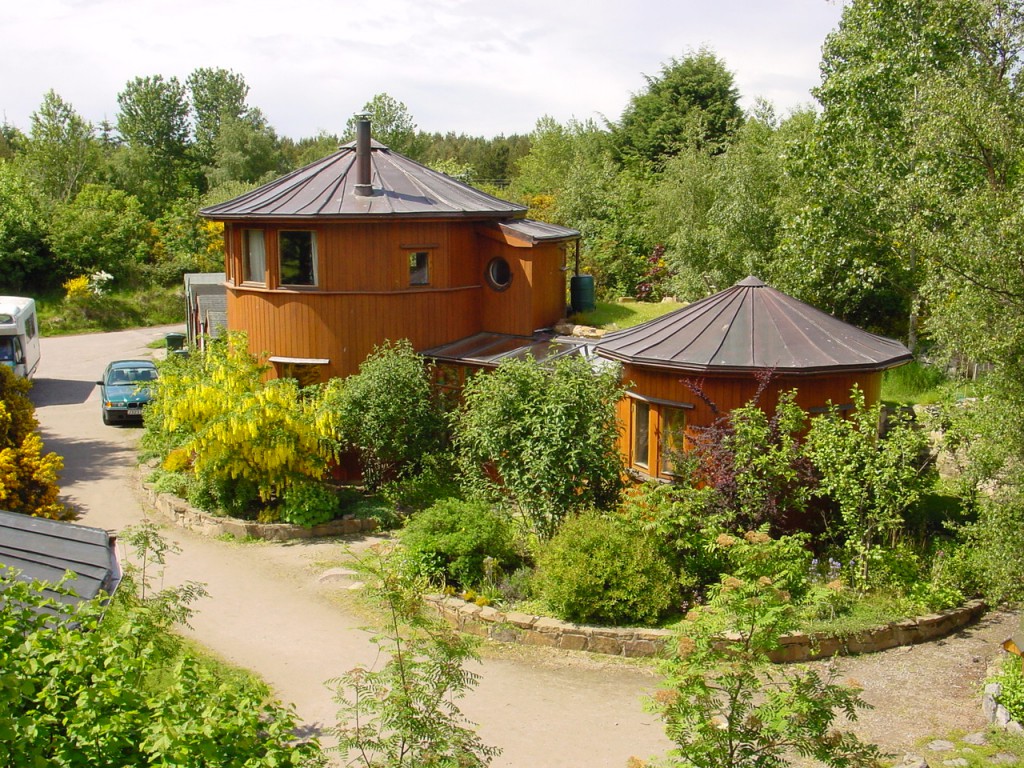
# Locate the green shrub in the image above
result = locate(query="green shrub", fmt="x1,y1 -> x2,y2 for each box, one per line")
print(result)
716,528 -> 813,603
536,510 -> 675,626
994,656 -> 1024,724
379,452 -> 462,512
399,499 -> 521,589
279,480 -> 340,527
617,483 -> 730,606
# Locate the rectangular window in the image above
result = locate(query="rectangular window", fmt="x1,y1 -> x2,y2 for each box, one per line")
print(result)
280,231 -> 317,286
409,251 -> 429,286
243,230 -> 266,284
660,407 -> 686,477
633,400 -> 650,469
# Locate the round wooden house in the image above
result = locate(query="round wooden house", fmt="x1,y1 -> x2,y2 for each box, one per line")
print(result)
595,276 -> 913,481
200,118 -> 579,383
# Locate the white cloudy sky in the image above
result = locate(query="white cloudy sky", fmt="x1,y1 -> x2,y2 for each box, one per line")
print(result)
3,0 -> 847,140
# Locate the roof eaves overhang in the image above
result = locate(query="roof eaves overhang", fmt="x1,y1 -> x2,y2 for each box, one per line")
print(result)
595,349 -> 915,376
201,210 -> 527,224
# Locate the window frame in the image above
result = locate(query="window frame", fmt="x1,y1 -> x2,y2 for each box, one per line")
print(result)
242,229 -> 267,285
626,393 -> 694,478
485,256 -> 513,291
278,230 -> 318,288
408,251 -> 430,286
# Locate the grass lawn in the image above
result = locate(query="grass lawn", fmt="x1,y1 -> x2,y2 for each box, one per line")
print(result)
570,299 -> 686,331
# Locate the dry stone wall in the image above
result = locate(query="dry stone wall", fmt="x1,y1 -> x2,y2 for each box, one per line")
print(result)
140,482 -> 378,540
427,595 -> 987,661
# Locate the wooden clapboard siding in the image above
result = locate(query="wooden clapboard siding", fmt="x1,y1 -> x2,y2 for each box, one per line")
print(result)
221,214 -> 573,380
227,284 -> 481,380
529,242 -> 569,330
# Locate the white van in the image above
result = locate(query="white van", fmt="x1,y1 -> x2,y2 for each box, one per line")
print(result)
0,297 -> 41,379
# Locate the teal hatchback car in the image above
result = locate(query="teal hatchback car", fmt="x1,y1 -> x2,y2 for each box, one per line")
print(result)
97,359 -> 158,425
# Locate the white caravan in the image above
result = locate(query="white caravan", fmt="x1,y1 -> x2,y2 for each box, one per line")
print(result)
0,297 -> 41,379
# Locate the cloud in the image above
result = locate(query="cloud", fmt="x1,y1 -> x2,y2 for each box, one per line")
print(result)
1,0 -> 845,139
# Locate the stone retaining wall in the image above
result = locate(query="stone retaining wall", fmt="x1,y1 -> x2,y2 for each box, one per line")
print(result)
140,483 -> 378,541
426,595 -> 988,661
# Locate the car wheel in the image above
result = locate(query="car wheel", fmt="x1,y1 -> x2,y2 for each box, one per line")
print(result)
102,411 -> 111,426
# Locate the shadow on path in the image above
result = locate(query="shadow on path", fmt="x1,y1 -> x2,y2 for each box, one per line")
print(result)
39,430 -> 138,486
30,377 -> 97,407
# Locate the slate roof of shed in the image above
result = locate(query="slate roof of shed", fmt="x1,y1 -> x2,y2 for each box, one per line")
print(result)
200,139 -> 531,221
0,510 -> 122,607
595,276 -> 913,374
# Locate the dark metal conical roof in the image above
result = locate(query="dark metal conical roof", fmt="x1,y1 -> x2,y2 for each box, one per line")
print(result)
200,139 -> 527,220
596,276 -> 913,374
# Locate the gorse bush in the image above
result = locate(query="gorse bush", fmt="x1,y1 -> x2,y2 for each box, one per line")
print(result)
399,499 -> 522,589
536,509 -> 675,626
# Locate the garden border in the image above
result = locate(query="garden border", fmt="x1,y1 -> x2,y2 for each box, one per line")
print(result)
425,594 -> 988,661
136,478 -> 986,662
140,482 -> 378,540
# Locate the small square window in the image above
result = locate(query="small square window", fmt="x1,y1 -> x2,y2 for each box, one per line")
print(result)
409,251 -> 429,286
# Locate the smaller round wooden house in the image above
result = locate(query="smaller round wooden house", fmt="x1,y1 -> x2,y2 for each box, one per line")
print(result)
595,276 -> 913,480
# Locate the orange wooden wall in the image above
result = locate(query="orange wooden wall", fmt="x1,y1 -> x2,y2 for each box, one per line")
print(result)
614,362 -> 884,479
223,219 -> 569,379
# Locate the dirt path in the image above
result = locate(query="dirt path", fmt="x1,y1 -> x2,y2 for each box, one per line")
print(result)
29,327 -> 1020,766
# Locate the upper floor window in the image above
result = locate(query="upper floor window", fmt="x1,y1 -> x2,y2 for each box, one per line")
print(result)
280,231 -> 317,287
242,229 -> 266,284
409,251 -> 429,286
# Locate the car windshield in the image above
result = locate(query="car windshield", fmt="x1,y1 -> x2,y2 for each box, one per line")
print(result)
108,367 -> 156,385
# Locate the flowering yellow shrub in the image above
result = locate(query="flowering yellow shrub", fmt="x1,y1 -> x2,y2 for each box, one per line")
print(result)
147,332 -> 332,501
0,429 -> 73,520
63,275 -> 91,301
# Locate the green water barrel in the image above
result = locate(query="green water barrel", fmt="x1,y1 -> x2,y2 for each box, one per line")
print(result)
570,274 -> 596,314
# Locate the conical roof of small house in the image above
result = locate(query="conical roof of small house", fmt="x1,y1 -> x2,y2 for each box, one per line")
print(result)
200,139 -> 529,221
595,276 -> 913,374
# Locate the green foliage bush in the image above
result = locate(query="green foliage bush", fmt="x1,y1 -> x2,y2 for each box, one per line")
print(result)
320,339 -> 445,491
0,531 -> 322,767
379,452 -> 462,513
455,354 -> 625,538
399,499 -> 522,589
279,479 -> 340,527
536,510 -> 675,626
995,656 -> 1024,725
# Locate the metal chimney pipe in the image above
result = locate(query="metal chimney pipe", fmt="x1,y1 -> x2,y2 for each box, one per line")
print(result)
354,116 -> 373,197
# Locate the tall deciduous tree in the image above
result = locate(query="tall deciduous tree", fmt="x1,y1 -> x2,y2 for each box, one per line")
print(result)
614,47 -> 743,167
0,162 -> 49,291
778,0 -> 977,338
187,67 -> 250,168
23,90 -> 100,202
346,93 -> 423,158
116,74 -> 196,215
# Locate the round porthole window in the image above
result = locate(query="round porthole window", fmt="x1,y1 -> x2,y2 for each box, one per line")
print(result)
486,257 -> 512,291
